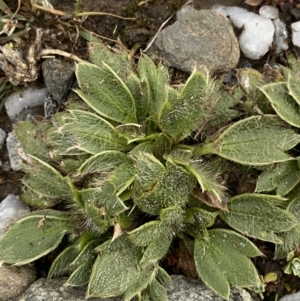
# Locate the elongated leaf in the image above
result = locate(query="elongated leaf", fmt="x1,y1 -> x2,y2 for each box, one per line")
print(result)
88,235 -> 142,298
48,243 -> 80,277
220,194 -> 297,243
88,42 -> 133,80
260,82 -> 300,127
194,229 -> 262,299
66,239 -> 99,286
145,278 -> 168,301
22,155 -> 74,200
0,210 -> 74,265
160,70 -> 210,140
275,196 -> 300,258
137,55 -> 168,122
124,265 -> 157,301
287,73 -> 300,106
14,121 -> 50,160
78,150 -> 127,176
256,160 -> 300,196
21,189 -> 61,208
62,110 -> 128,154
198,115 -> 300,165
75,62 -> 136,123
134,158 -> 196,215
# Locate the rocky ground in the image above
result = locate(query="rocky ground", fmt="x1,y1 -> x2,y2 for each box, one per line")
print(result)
1,0 -> 300,300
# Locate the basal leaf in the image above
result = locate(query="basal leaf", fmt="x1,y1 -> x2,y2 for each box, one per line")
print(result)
160,70 -> 210,140
22,155 -> 74,200
287,73 -> 300,106
75,62 -> 137,123
137,55 -> 168,122
255,160 -> 300,196
87,235 -> 142,298
134,159 -> 196,215
62,110 -> 128,154
220,194 -> 297,243
14,121 -> 50,160
88,42 -> 133,81
123,265 -> 157,301
275,196 -> 300,259
197,115 -> 300,165
0,210 -> 74,265
48,242 -> 80,277
78,150 -> 128,176
66,239 -> 99,286
260,82 -> 300,128
194,229 -> 262,300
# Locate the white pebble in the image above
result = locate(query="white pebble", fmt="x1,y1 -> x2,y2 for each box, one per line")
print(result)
0,194 -> 30,237
0,128 -> 6,149
259,5 -> 279,19
292,21 -> 300,47
213,5 -> 275,60
279,291 -> 300,301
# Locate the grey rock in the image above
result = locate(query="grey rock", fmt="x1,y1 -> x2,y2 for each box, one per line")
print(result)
5,88 -> 47,122
279,291 -> 300,301
42,58 -> 75,104
0,265 -> 36,301
147,6 -> 240,74
0,128 -> 6,149
6,132 -> 22,171
13,275 -> 253,301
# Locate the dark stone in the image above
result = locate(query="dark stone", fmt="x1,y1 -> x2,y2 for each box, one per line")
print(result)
42,59 -> 75,104
147,6 -> 240,74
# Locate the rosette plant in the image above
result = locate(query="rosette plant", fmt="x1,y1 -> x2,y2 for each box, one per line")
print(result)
0,43 -> 300,300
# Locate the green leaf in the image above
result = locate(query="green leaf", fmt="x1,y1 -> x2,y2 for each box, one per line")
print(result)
137,55 -> 168,122
260,82 -> 300,128
134,158 -> 196,215
129,221 -> 173,266
275,196 -> 300,258
14,121 -> 50,160
66,239 -> 100,286
87,235 -> 142,298
197,115 -> 300,166
255,161 -> 300,196
88,42 -> 133,81
62,110 -> 128,154
48,242 -> 80,277
123,265 -> 157,301
160,70 -> 210,140
144,278 -> 168,301
75,62 -> 137,123
220,194 -> 297,243
78,150 -> 128,176
287,73 -> 300,106
22,155 -> 74,200
194,229 -> 262,299
0,210 -> 74,265
20,189 -> 61,208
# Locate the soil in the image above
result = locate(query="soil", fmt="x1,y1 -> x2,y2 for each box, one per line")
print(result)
1,0 -> 300,300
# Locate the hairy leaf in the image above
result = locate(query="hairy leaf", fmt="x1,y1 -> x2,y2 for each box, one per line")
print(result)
194,229 -> 262,299
88,235 -> 142,298
160,70 -> 210,140
14,121 -> 50,160
275,196 -> 300,259
287,73 -> 300,106
66,239 -> 99,286
144,278 -> 168,301
137,55 -> 168,122
48,243 -> 80,277
75,62 -> 137,123
0,210 -> 74,265
62,110 -> 128,154
220,194 -> 297,243
260,82 -> 300,128
88,42 -> 133,81
22,155 -> 74,200
197,115 -> 300,165
256,160 -> 300,196
134,158 -> 196,215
